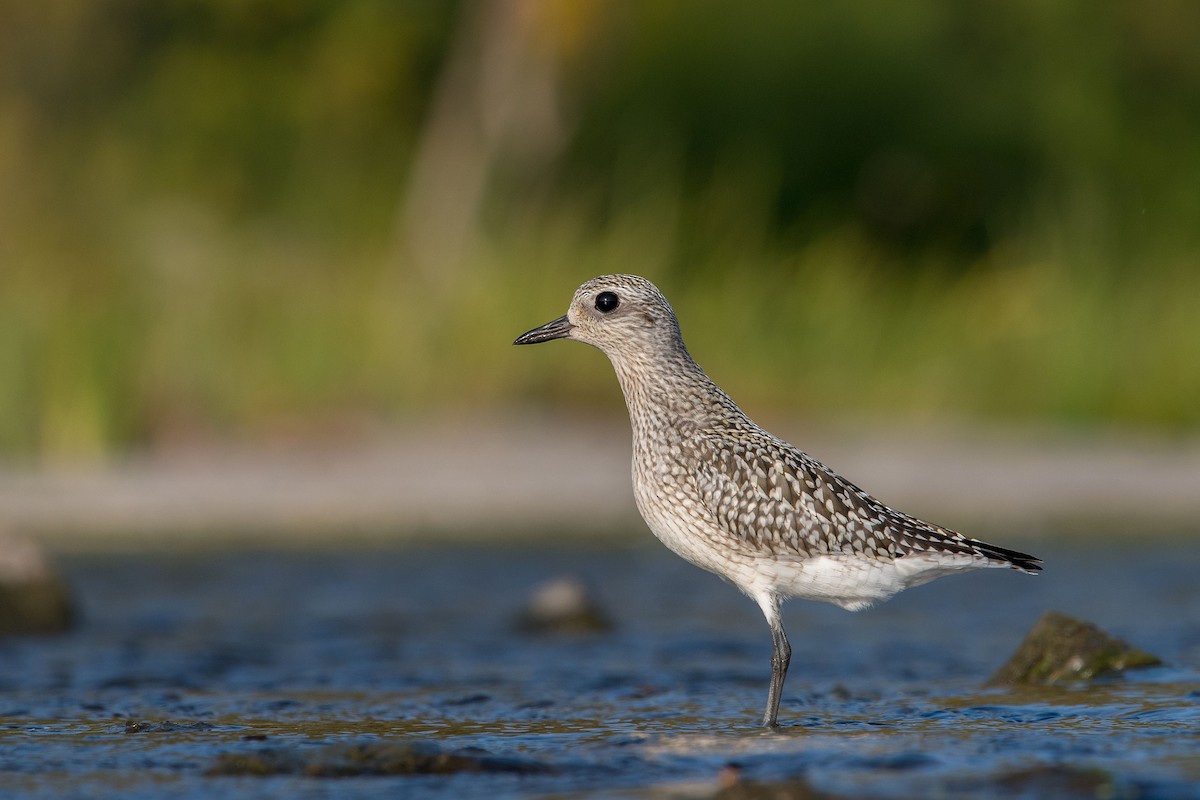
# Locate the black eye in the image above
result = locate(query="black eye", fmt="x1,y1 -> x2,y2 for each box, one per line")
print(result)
595,291 -> 620,313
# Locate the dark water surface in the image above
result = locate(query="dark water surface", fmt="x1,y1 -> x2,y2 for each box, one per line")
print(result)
1,538 -> 1198,798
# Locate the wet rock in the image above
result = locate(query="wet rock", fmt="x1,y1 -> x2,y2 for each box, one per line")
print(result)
443,692 -> 491,706
0,532 -> 75,635
950,764 -> 1124,798
207,749 -> 303,776
713,768 -> 841,800
515,575 -> 613,634
987,612 -> 1162,686
124,720 -> 216,734
207,740 -> 552,777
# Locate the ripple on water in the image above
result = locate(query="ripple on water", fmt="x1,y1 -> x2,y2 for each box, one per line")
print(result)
0,543 -> 1197,798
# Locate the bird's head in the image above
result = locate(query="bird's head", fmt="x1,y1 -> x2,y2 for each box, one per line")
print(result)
513,274 -> 684,361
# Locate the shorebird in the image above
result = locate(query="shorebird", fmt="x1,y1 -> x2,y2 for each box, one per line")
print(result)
514,274 -> 1042,726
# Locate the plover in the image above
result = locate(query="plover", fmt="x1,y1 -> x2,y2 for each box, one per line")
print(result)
514,274 -> 1041,726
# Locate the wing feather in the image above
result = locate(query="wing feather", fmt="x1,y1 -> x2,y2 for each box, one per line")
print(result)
691,427 -> 1040,572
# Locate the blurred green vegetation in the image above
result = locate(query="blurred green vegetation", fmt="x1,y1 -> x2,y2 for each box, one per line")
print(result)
1,0 -> 1198,461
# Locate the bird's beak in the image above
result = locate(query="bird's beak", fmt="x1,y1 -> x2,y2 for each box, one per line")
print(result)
513,315 -> 574,345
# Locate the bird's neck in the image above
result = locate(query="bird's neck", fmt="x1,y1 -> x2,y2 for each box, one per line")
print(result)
608,346 -> 743,437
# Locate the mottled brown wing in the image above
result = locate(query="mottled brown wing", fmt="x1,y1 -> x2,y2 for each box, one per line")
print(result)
691,429 -> 987,563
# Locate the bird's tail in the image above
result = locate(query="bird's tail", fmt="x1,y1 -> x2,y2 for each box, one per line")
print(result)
972,540 -> 1043,574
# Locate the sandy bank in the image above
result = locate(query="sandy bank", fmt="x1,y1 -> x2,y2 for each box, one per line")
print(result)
1,416 -> 1196,546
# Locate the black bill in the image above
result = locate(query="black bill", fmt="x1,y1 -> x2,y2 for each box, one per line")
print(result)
513,315 -> 574,345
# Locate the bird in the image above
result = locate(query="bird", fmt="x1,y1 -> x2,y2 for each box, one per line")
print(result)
513,274 -> 1042,727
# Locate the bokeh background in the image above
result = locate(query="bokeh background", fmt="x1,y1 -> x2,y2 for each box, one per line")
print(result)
2,8 -> 1199,795
2,0 -> 1199,464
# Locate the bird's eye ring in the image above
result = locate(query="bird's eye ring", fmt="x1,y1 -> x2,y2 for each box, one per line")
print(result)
595,291 -> 620,313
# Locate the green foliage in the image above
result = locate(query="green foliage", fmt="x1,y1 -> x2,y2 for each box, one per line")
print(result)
1,0 -> 1198,459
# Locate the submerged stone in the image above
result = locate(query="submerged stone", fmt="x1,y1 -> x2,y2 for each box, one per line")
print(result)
951,764 -> 1124,798
207,750 -> 302,777
207,740 -> 552,778
712,770 -> 840,800
515,575 -> 614,634
124,720 -> 217,734
987,611 -> 1162,686
0,532 -> 75,635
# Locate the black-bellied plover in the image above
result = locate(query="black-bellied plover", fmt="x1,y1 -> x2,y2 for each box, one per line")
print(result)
514,274 -> 1042,727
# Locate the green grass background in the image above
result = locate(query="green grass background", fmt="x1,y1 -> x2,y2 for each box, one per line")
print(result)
2,0 -> 1198,461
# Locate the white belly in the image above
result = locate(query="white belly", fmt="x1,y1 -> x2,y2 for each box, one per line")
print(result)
633,470 -> 981,612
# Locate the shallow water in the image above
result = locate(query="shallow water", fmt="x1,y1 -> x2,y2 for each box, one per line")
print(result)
1,538 -> 1198,798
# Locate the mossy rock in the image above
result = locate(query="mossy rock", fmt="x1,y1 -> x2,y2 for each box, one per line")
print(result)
713,775 -> 838,799
208,741 -> 552,777
987,612 -> 1162,687
0,577 -> 75,635
950,764 -> 1123,797
0,533 -> 75,635
514,576 -> 613,635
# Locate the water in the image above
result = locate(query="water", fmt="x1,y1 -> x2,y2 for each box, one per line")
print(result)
1,539 -> 1198,798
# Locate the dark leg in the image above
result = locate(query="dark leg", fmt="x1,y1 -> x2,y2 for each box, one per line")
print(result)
763,612 -> 791,727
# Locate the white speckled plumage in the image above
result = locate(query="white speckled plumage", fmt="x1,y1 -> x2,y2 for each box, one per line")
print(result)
515,274 -> 1041,726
